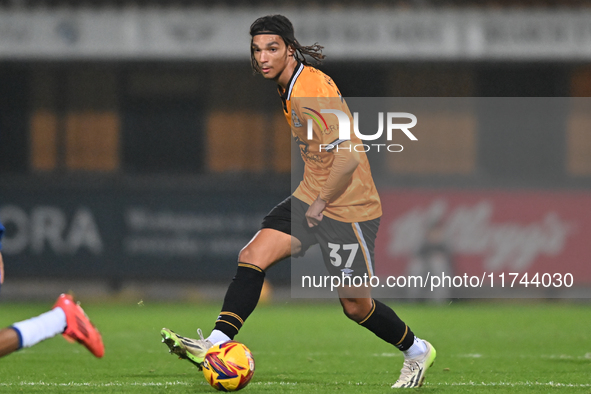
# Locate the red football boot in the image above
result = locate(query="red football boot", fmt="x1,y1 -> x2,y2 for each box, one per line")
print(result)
53,293 -> 104,358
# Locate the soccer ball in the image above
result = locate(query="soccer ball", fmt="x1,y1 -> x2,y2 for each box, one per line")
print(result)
202,341 -> 255,391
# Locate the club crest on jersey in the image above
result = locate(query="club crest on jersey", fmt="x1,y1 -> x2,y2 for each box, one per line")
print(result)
291,110 -> 303,128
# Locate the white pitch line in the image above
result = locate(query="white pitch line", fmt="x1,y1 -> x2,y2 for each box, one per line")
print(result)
451,353 -> 591,360
0,381 -> 194,387
2,380 -> 590,388
429,382 -> 591,388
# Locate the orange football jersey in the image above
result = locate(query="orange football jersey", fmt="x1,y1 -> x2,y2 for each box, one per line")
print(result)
279,62 -> 382,222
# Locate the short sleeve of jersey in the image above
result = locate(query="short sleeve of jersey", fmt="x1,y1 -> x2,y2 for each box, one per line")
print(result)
290,67 -> 353,149
0,221 -> 4,251
292,95 -> 352,149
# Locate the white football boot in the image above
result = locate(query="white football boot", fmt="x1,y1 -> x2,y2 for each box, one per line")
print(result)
392,340 -> 436,388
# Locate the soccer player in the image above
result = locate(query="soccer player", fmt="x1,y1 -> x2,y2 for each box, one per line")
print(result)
161,15 -> 436,388
0,220 -> 104,358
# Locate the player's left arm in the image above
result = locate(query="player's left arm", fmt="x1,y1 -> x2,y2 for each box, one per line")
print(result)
305,142 -> 360,227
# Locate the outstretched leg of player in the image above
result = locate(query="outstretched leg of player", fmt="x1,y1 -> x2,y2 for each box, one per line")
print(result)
0,327 -> 21,356
0,308 -> 67,358
162,228 -> 296,368
0,293 -> 104,358
338,290 -> 436,388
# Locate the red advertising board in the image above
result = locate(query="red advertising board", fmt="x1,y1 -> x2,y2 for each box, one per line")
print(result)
374,190 -> 591,285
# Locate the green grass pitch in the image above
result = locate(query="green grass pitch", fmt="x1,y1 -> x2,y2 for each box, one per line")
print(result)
0,299 -> 590,393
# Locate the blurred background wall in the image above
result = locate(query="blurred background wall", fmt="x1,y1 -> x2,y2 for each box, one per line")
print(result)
1,0 -> 591,298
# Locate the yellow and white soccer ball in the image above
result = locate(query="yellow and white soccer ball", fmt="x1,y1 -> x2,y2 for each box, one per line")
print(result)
202,341 -> 255,392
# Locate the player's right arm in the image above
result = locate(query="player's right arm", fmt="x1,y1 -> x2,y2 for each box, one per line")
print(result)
305,142 -> 361,227
295,93 -> 361,226
318,141 -> 361,202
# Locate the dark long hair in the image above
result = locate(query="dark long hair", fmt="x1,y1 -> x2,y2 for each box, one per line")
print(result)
249,14 -> 325,73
